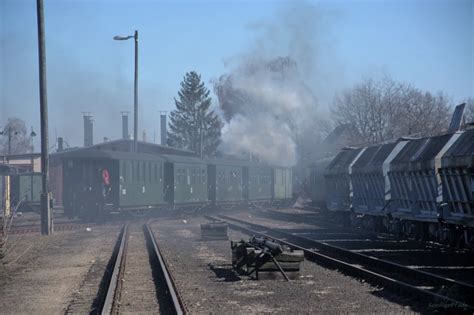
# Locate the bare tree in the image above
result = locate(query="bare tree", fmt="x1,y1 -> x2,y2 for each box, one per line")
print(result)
0,118 -> 33,155
331,77 -> 451,144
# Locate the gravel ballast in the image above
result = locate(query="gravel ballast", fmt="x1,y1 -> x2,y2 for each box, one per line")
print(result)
151,216 -> 416,314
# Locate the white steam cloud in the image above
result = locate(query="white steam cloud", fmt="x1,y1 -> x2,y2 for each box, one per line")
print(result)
215,3 -> 333,167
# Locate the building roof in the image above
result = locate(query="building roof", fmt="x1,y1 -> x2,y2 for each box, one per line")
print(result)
0,163 -> 25,175
0,153 -> 41,160
160,154 -> 209,164
90,139 -> 196,156
58,149 -> 165,161
207,157 -> 270,167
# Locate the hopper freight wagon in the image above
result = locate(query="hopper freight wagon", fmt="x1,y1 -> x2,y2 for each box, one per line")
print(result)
350,141 -> 407,222
321,129 -> 474,247
324,147 -> 365,212
439,129 -> 474,245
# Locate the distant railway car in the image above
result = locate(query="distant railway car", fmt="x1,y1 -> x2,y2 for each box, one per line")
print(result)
0,165 -> 40,214
0,164 -> 17,215
49,156 -> 63,208
62,150 -> 166,218
207,159 -> 244,205
10,173 -> 42,212
308,157 -> 334,207
246,165 -> 273,202
273,167 -> 292,202
162,155 -> 209,207
324,147 -> 365,212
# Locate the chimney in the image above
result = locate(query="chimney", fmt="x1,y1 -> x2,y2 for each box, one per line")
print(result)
142,130 -> 147,143
160,111 -> 167,145
121,111 -> 129,139
83,113 -> 93,147
57,137 -> 64,152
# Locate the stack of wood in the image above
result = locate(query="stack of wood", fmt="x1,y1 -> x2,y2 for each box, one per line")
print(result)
201,221 -> 228,240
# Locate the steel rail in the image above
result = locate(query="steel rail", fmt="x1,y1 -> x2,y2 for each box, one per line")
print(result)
144,223 -> 186,315
256,208 -> 474,289
101,223 -> 128,315
209,214 -> 474,311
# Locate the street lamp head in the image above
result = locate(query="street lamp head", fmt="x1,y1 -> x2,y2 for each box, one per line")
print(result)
113,35 -> 134,41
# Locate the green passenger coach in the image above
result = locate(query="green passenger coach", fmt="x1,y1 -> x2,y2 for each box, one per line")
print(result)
273,167 -> 292,201
162,155 -> 209,206
62,149 -> 166,218
59,148 -> 294,218
207,159 -> 245,204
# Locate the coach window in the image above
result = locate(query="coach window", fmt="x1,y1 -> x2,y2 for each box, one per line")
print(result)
149,163 -> 152,183
136,162 -> 140,182
147,162 -> 150,183
122,161 -> 127,182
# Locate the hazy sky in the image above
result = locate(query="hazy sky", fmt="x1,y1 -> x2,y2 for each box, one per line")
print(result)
1,0 -> 472,148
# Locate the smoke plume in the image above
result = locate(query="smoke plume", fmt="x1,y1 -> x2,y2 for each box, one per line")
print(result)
215,3 -> 332,167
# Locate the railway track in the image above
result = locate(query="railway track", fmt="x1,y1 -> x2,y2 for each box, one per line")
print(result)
209,214 -> 474,312
98,222 -> 186,315
259,208 -> 474,282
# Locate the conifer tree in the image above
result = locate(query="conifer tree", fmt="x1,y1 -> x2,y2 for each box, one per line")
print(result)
168,71 -> 222,156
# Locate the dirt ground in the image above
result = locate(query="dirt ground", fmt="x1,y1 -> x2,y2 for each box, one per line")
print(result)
0,223 -> 120,314
151,216 -> 417,314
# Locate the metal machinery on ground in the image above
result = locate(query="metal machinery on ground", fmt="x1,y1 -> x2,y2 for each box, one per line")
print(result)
231,236 -> 304,280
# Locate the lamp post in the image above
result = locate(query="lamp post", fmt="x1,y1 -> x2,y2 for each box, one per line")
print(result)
114,30 -> 138,152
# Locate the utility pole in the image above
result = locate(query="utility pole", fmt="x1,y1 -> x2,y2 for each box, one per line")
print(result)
133,30 -> 138,152
36,0 -> 52,235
